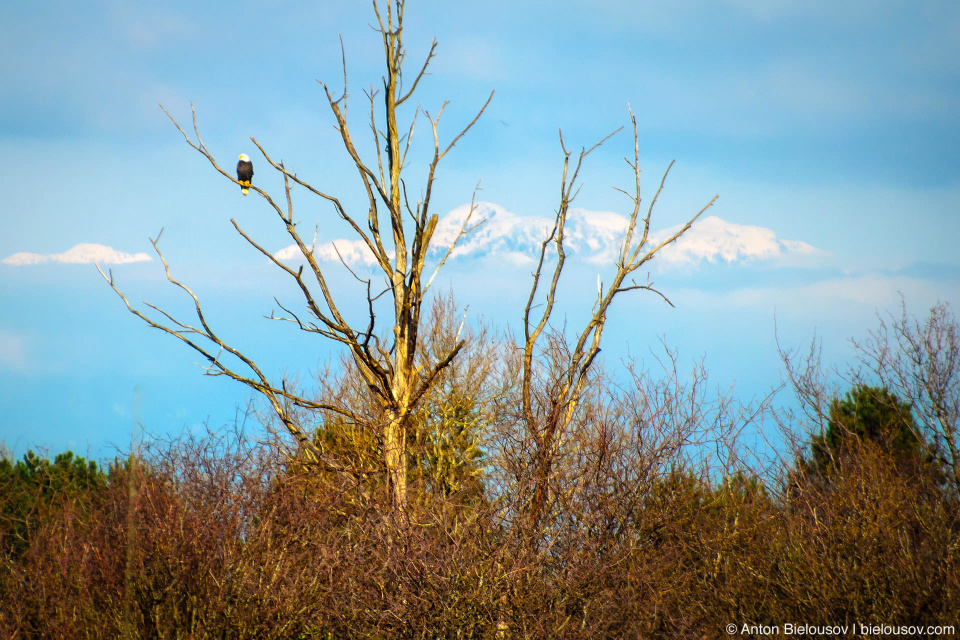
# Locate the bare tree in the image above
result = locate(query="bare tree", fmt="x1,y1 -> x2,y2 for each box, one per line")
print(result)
852,300 -> 960,494
517,110 -> 718,531
100,0 -> 491,512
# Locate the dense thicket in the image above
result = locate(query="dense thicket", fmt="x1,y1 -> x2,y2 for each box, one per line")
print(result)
2,341 -> 958,638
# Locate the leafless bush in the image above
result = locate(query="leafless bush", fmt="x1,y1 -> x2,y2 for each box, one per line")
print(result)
851,300 -> 960,495
3,357 -> 957,638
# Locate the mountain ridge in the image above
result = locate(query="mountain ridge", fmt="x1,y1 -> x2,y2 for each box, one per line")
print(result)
273,201 -> 818,269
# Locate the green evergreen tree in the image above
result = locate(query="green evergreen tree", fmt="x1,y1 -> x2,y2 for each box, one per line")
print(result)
0,450 -> 108,557
804,385 -> 940,485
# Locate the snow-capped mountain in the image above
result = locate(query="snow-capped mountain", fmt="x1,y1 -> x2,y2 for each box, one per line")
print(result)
429,202 -> 817,267
646,215 -> 818,267
430,202 -> 555,265
274,201 -> 817,269
432,202 -> 653,266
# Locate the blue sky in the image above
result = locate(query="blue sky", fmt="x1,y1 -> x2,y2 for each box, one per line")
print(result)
2,1 -> 959,460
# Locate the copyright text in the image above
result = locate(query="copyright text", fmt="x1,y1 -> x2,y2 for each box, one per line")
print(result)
727,623 -> 955,636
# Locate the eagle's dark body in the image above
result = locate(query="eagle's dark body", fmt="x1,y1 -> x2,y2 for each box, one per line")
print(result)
237,156 -> 254,195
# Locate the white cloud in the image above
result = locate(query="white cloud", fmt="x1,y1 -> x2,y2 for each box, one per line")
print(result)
2,243 -> 152,266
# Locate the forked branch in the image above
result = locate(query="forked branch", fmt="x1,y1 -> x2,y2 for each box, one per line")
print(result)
520,108 -> 718,529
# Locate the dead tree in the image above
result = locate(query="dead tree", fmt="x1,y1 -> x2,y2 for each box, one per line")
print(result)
519,110 -> 718,531
100,0 -> 491,512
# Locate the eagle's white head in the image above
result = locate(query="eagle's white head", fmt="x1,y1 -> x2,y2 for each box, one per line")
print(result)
238,154 -> 250,161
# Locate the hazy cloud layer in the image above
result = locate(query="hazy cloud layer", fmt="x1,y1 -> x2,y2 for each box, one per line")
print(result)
0,330 -> 28,372
2,243 -> 151,266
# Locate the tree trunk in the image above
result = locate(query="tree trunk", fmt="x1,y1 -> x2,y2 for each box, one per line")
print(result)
384,409 -> 408,512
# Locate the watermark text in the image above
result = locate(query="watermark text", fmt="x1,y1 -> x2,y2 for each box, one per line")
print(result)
726,622 -> 955,636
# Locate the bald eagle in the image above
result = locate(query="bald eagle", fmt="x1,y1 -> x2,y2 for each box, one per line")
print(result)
236,154 -> 254,195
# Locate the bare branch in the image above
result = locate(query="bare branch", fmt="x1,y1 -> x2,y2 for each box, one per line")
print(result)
250,138 -> 392,277
396,40 -> 437,106
423,183 -> 486,295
